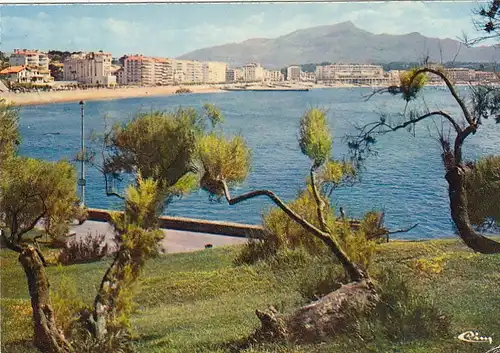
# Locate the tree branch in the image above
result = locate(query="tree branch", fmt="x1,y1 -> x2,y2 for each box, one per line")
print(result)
385,110 -> 462,135
411,68 -> 475,126
387,223 -> 418,235
220,180 -> 367,282
309,166 -> 331,234
16,195 -> 47,243
0,229 -> 22,253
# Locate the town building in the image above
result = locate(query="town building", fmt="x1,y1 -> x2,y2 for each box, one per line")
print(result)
63,51 -> 116,86
315,64 -> 386,85
184,60 -> 204,84
265,70 -> 284,82
226,68 -> 244,82
475,70 -> 498,83
9,49 -> 49,70
172,60 -> 186,85
242,63 -> 265,82
300,71 -> 316,82
286,65 -> 301,81
445,68 -> 476,83
114,67 -> 125,85
202,61 -> 227,83
0,65 -> 53,85
153,58 -> 174,86
122,55 -> 155,86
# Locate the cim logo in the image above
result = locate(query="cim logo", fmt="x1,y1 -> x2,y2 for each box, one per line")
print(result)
458,331 -> 499,353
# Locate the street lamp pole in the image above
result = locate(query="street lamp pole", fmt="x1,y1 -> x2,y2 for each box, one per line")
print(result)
79,100 -> 86,207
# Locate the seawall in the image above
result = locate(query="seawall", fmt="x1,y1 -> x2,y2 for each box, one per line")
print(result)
87,208 -> 265,239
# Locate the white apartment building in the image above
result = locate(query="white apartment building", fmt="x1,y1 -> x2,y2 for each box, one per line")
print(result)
286,65 -> 301,81
122,55 -> 155,86
63,51 -> 116,86
202,61 -> 227,83
153,58 -> 174,86
185,60 -> 203,84
242,63 -> 265,82
172,60 -> 186,85
9,49 -> 49,70
316,64 -> 385,85
300,72 -> 316,82
265,70 -> 284,82
226,68 -> 244,82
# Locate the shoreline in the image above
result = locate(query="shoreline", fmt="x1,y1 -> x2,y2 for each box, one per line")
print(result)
0,85 -> 224,106
0,82 -> 472,107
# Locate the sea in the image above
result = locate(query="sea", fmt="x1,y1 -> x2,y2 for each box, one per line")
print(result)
17,87 -> 500,239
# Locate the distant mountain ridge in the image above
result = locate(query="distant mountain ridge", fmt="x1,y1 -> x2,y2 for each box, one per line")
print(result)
177,21 -> 500,68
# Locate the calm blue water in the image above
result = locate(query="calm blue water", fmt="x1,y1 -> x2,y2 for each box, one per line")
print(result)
17,88 -> 499,239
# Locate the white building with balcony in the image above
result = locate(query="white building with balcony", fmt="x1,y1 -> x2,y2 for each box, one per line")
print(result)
242,63 -> 265,82
9,49 -> 49,70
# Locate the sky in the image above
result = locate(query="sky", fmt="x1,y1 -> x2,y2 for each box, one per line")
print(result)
0,1 -> 495,58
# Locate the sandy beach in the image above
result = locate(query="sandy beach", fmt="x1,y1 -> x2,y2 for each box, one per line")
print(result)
0,82 -> 374,106
0,85 -> 224,106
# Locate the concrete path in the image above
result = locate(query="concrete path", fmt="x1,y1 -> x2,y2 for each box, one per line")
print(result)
69,220 -> 248,254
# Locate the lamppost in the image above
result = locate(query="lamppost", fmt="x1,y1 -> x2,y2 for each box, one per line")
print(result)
78,100 -> 86,207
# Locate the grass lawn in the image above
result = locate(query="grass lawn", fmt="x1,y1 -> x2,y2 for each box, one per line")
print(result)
1,237 -> 500,353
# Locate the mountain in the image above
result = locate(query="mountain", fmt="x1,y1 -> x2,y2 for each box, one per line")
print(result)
177,21 -> 500,68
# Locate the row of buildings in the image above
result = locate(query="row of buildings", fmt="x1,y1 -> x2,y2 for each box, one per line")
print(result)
1,48 -> 499,88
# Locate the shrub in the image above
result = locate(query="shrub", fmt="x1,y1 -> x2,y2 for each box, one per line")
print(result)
70,326 -> 133,353
57,232 -> 109,265
370,269 -> 451,342
51,269 -> 87,336
237,186 -> 379,270
296,262 -> 343,302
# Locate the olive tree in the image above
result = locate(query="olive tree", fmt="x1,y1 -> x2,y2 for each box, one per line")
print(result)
197,108 -> 379,342
346,67 -> 500,253
0,156 -> 79,353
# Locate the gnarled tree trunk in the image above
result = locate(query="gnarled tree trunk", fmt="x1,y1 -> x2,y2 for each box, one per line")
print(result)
88,248 -> 135,340
446,165 -> 500,253
251,279 -> 378,343
18,246 -> 73,353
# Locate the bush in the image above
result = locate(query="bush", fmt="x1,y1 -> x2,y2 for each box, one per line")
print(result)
57,232 -> 109,265
236,186 -> 379,270
51,269 -> 87,336
369,269 -> 451,342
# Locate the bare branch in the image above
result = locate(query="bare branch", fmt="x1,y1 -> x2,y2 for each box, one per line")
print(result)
220,179 -> 366,282
387,223 -> 419,235
410,68 -> 475,126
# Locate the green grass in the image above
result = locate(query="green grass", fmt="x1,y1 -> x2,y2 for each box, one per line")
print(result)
2,238 -> 500,353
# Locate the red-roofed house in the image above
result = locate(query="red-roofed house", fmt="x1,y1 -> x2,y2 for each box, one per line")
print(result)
0,66 -> 30,83
0,65 -> 54,84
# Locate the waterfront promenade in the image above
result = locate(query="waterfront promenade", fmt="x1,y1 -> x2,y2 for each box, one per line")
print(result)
69,220 -> 248,254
